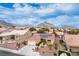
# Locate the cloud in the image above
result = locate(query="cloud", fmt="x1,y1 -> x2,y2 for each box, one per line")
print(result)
45,15 -> 79,27
0,3 -> 79,28
14,4 -> 33,13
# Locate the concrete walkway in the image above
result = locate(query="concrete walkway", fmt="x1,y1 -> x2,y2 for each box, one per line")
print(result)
0,50 -> 22,56
18,44 -> 40,56
0,44 -> 40,56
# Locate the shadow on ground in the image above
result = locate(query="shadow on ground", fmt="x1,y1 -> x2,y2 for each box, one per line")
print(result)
0,50 -> 24,56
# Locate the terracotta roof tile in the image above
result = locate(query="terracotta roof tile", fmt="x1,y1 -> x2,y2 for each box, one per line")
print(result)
65,34 -> 79,47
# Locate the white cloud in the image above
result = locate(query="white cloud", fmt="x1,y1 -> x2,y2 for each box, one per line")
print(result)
44,15 -> 79,27
34,7 -> 55,16
13,3 -> 33,14
0,3 -> 79,27
12,3 -> 56,16
13,3 -> 22,8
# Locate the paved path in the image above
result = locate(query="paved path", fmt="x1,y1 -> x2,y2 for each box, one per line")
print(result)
18,44 -> 40,56
0,44 -> 40,56
0,50 -> 22,56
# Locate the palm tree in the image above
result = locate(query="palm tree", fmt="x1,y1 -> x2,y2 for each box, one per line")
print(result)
41,38 -> 46,45
36,38 -> 46,47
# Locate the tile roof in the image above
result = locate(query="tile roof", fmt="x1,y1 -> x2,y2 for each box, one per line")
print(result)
64,34 -> 79,47
0,29 -> 29,36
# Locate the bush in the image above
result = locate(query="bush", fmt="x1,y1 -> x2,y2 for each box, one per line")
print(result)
36,38 -> 47,46
41,38 -> 46,44
41,46 -> 44,48
48,44 -> 53,50
68,29 -> 79,34
59,40 -> 64,44
29,27 -> 36,31
37,28 -> 49,33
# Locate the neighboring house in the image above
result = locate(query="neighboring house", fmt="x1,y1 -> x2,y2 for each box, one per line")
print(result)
64,34 -> 79,56
0,29 -> 32,49
28,41 -> 36,45
0,27 -> 7,33
14,26 -> 31,30
49,28 -> 54,34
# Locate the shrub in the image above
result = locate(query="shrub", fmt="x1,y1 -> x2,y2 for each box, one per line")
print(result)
41,46 -> 44,48
29,27 -> 36,31
36,38 -> 47,46
48,44 -> 53,50
37,28 -> 49,33
68,29 -> 79,34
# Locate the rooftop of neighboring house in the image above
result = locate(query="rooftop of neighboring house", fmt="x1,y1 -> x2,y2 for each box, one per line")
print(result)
0,29 -> 29,36
28,33 -> 55,44
64,34 -> 79,47
0,28 -> 7,32
55,31 -> 64,36
14,26 -> 30,30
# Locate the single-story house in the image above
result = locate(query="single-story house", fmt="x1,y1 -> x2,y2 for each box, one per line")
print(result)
0,29 -> 32,49
64,34 -> 79,56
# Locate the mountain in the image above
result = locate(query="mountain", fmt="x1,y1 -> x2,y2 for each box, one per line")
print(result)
61,25 -> 77,29
0,20 -> 15,28
37,21 -> 55,28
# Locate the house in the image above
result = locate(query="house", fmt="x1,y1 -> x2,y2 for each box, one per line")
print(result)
64,34 -> 79,56
0,29 -> 32,50
0,27 -> 7,33
14,26 -> 31,30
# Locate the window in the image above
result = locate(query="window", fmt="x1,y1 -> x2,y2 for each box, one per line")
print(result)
0,37 -> 2,40
47,40 -> 51,42
11,35 -> 15,39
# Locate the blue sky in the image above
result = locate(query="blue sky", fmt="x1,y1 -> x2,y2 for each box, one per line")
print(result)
0,3 -> 79,27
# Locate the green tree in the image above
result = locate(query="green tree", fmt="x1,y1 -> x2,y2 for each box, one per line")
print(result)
68,29 -> 79,34
48,44 -> 53,50
29,27 -> 36,32
37,28 -> 49,33
36,38 -> 47,46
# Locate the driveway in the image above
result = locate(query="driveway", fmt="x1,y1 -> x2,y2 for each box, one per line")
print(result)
0,50 -> 22,56
19,44 -> 40,56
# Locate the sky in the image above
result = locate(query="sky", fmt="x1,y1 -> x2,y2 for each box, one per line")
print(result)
0,3 -> 79,27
